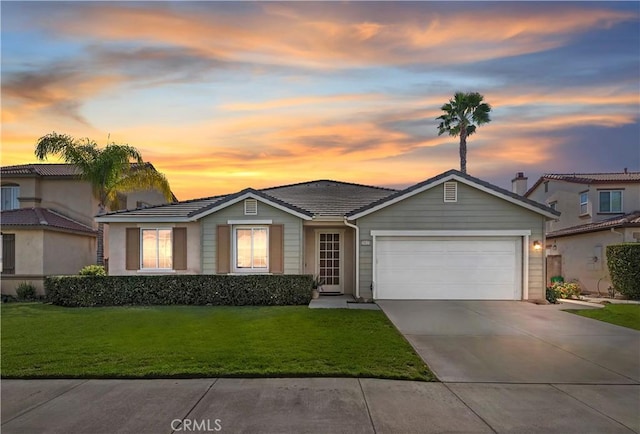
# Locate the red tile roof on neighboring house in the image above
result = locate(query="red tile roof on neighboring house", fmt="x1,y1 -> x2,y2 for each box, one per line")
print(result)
547,211 -> 640,238
0,208 -> 97,235
1,163 -> 83,177
525,171 -> 640,197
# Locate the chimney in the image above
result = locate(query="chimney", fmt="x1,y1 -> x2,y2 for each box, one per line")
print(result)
512,172 -> 528,196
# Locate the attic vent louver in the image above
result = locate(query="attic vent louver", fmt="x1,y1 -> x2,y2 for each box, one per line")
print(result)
244,199 -> 258,215
444,181 -> 457,202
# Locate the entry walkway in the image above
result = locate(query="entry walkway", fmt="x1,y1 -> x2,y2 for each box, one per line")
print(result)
308,294 -> 380,310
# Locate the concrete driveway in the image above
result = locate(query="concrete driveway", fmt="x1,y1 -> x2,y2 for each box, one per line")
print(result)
377,300 -> 640,433
378,300 -> 640,384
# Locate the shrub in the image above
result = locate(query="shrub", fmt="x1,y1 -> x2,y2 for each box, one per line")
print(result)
15,282 -> 37,301
546,281 -> 581,301
607,243 -> 640,300
45,274 -> 313,307
545,287 -> 558,304
78,265 -> 106,276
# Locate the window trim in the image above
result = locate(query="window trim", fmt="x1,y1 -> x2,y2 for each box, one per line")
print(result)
140,228 -> 173,270
232,225 -> 269,273
1,184 -> 20,211
598,190 -> 623,214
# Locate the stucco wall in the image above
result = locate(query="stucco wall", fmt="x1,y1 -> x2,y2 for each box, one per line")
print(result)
43,231 -> 96,276
1,230 -> 44,295
548,228 -> 639,294
356,182 -> 547,300
528,180 -> 640,232
107,221 -> 201,275
201,200 -> 303,274
40,179 -> 99,228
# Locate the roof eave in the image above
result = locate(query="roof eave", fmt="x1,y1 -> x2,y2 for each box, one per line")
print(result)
349,172 -> 559,220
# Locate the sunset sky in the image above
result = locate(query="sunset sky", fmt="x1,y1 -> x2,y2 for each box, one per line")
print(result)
2,1 -> 639,200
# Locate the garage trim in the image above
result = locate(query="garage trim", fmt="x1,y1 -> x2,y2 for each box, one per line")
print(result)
371,230 -> 531,300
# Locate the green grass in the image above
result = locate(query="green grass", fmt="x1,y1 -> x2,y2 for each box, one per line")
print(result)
567,304 -> 640,330
1,303 -> 433,381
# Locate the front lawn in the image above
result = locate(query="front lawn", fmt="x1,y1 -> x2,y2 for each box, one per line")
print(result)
567,304 -> 640,330
1,304 -> 433,381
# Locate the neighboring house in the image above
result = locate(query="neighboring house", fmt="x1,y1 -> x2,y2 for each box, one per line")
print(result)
0,163 -> 174,295
97,169 -> 558,301
524,171 -> 640,294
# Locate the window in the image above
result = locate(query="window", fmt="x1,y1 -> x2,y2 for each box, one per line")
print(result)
244,199 -> 258,215
1,185 -> 19,211
1,234 -> 15,274
234,226 -> 268,271
141,229 -> 172,269
599,190 -> 623,213
549,201 -> 557,211
579,192 -> 589,215
443,182 -> 457,202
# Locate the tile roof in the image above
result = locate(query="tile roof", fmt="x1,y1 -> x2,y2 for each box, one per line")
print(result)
98,172 -> 557,222
347,169 -> 559,218
547,211 -> 640,238
262,180 -> 397,216
97,180 -> 396,221
1,163 -> 83,177
1,162 -> 159,178
0,208 -> 97,235
525,171 -> 640,196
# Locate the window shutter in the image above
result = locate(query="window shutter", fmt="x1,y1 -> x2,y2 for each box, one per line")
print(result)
269,224 -> 284,274
125,228 -> 140,270
2,234 -> 16,274
173,227 -> 187,270
217,225 -> 231,274
444,181 -> 457,202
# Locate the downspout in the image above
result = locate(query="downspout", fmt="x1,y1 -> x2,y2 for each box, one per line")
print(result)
343,218 -> 360,299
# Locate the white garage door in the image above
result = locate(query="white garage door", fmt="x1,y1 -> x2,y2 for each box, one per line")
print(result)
375,236 -> 522,300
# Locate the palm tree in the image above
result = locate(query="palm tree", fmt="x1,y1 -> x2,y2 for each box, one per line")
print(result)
436,92 -> 492,174
35,132 -> 173,265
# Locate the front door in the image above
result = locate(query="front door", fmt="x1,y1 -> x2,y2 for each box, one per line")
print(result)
316,231 -> 343,293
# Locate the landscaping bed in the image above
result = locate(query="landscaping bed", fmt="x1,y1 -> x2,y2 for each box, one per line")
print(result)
1,303 -> 433,381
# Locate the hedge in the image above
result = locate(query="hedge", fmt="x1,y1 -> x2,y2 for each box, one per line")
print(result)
45,274 -> 314,307
607,243 -> 640,300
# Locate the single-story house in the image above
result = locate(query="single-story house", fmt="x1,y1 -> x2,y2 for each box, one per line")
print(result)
97,170 -> 559,301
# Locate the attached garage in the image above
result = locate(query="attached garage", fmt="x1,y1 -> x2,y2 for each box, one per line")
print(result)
374,233 -> 525,300
348,171 -> 559,302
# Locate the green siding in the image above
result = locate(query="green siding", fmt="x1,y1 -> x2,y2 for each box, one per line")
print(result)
356,183 -> 546,300
201,200 -> 303,274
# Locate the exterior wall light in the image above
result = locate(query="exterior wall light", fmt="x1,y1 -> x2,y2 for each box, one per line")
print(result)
533,240 -> 542,250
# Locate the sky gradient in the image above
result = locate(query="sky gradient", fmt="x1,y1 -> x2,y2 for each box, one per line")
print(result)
2,1 -> 639,200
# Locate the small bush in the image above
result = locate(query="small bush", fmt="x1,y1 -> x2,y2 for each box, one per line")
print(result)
45,274 -> 313,307
15,282 -> 37,301
78,265 -> 106,276
607,243 -> 640,300
545,287 -> 558,304
546,281 -> 581,301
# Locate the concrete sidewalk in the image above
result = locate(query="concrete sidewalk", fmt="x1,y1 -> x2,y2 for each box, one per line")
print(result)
2,378 -> 638,433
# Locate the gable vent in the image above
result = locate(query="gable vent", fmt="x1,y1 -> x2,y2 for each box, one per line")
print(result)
443,182 -> 458,202
244,199 -> 258,215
